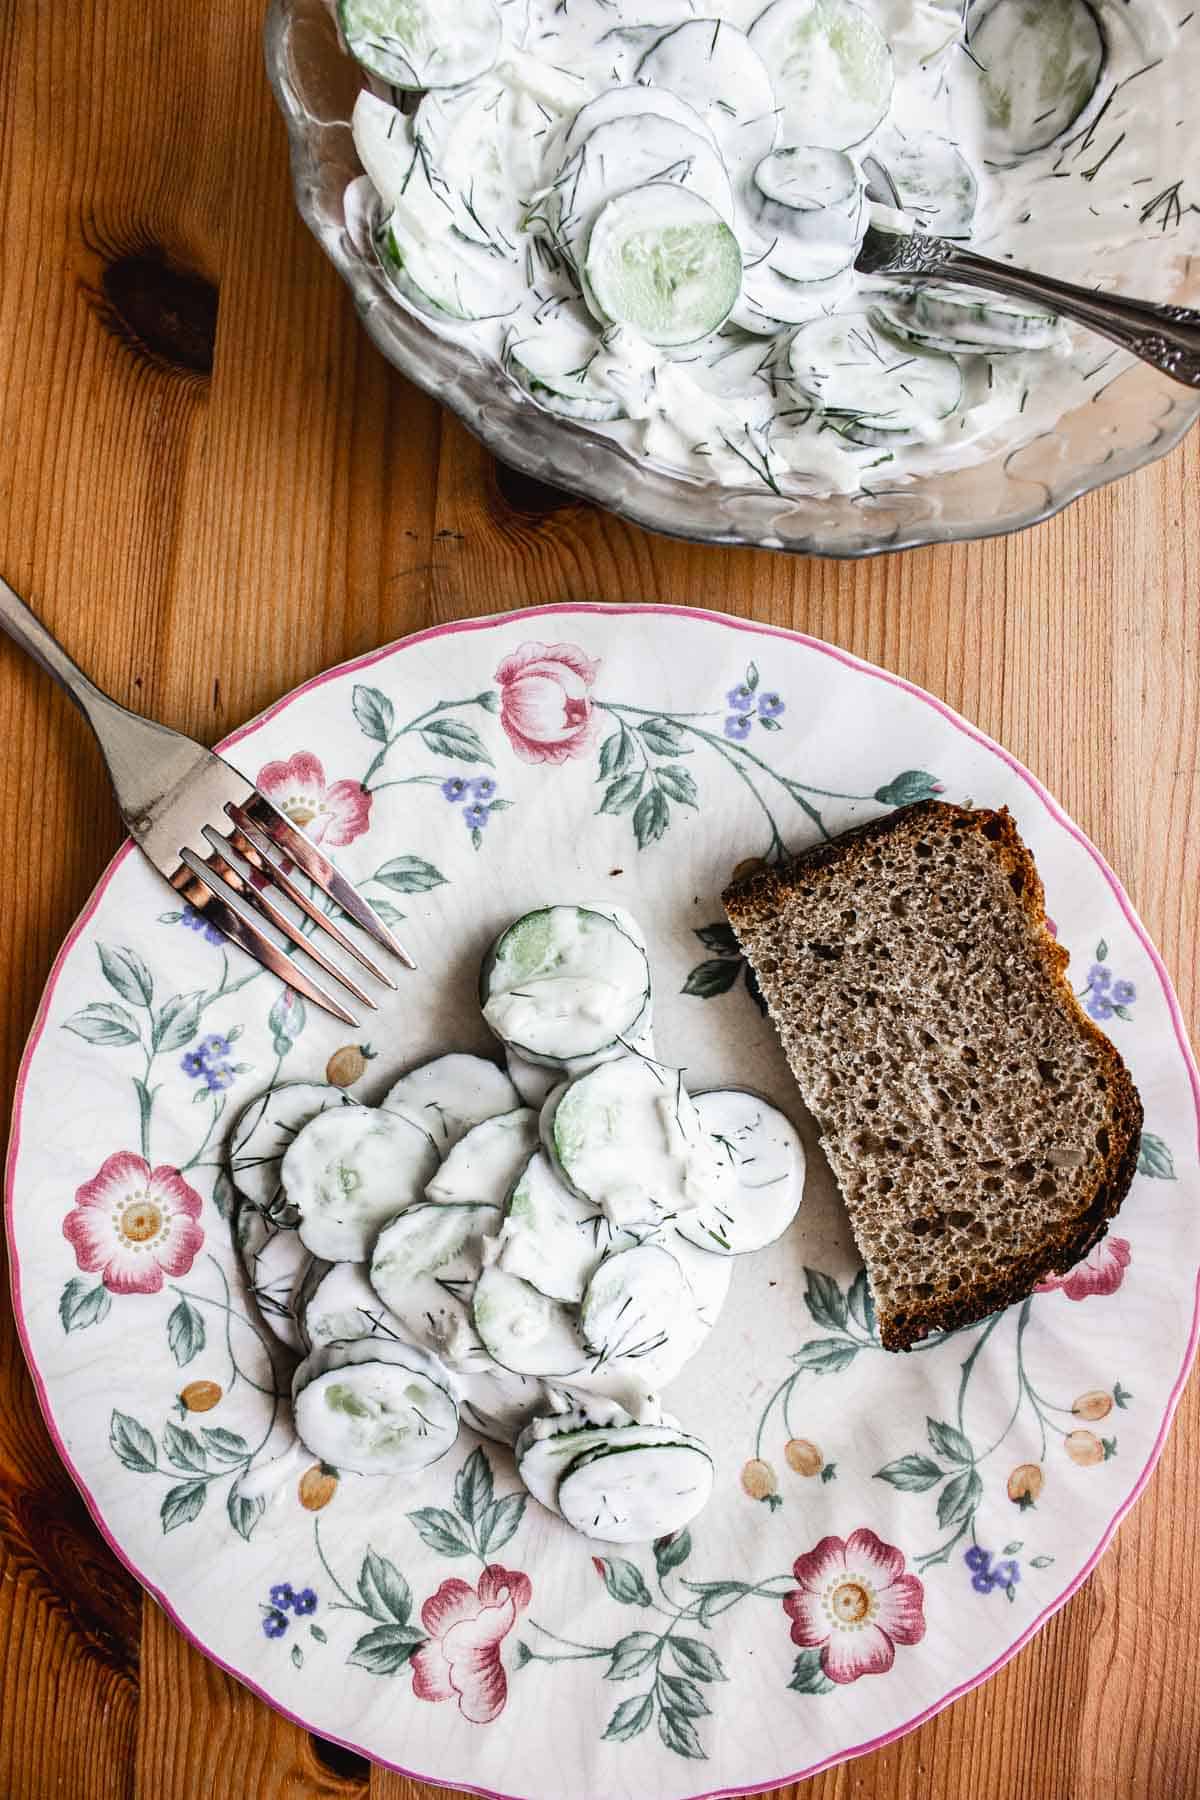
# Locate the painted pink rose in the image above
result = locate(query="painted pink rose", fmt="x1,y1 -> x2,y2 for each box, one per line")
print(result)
494,641 -> 599,764
411,1564 -> 532,1723
1036,1235 -> 1131,1301
783,1527 -> 925,1685
62,1152 -> 204,1296
256,750 -> 372,847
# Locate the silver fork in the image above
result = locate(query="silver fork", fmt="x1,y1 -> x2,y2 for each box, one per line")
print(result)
0,575 -> 415,1024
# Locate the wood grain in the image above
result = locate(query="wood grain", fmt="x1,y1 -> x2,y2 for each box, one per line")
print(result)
1,1 -> 1198,1795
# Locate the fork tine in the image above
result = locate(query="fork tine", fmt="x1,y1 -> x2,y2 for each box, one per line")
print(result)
172,859 -> 359,1026
201,836 -> 378,1012
233,795 -> 417,968
226,816 -> 397,990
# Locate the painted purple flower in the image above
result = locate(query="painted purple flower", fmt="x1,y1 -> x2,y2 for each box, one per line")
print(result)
262,1608 -> 288,1639
1088,962 -> 1112,992
181,1034 -> 235,1092
270,1583 -> 295,1610
724,714 -> 753,741
471,777 -> 497,801
1112,979 -> 1136,1006
727,684 -> 755,712
180,903 -> 224,947
963,1546 -> 989,1574
292,1587 -> 318,1615
995,1560 -> 1020,1588
464,803 -> 490,830
1088,994 -> 1115,1022
971,1571 -> 993,1593
442,776 -> 469,802
758,692 -> 785,719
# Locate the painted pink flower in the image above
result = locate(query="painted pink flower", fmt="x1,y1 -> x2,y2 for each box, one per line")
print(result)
62,1153 -> 204,1296
494,642 -> 599,765
255,751 -> 372,847
1036,1235 -> 1131,1301
783,1527 -> 925,1685
411,1564 -> 532,1723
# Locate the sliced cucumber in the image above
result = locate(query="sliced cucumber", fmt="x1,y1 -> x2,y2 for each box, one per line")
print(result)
383,1053 -> 521,1152
732,252 -> 854,333
471,1265 -> 588,1377
425,1107 -> 539,1208
506,320 -> 626,424
968,0 -> 1104,161
282,1104 -> 439,1262
292,1338 -> 459,1477
229,1081 -> 357,1224
866,300 -> 986,358
787,310 -> 963,436
666,1225 -> 734,1329
374,215 -> 522,325
499,1149 -> 637,1303
552,113 -> 733,265
551,1054 -> 731,1227
299,1258 -> 404,1353
515,1409 -> 687,1514
506,1049 -> 560,1110
370,1200 -> 499,1365
895,284 -> 1063,352
482,906 -> 652,1068
236,1202 -> 326,1356
338,0 -> 502,90
582,185 -> 742,348
749,0 -> 893,150
875,130 -> 976,238
636,20 -> 778,176
457,1364 -> 550,1446
751,148 -> 864,246
677,1088 -> 805,1256
579,1242 -> 694,1385
351,91 -> 420,217
562,84 -> 720,158
557,1437 -> 714,1542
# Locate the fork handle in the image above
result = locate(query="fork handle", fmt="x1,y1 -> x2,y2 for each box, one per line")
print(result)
0,573 -> 116,713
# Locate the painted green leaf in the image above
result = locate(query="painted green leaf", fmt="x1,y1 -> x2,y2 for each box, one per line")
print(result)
227,1485 -> 265,1541
789,1647 -> 835,1694
357,1548 -> 412,1625
875,1453 -> 944,1493
746,661 -> 760,692
693,922 -> 739,955
63,1003 -> 141,1047
477,688 -> 500,713
353,684 -> 395,742
512,1639 -> 533,1669
59,1277 -> 112,1333
310,1624 -> 328,1644
166,1297 -> 206,1368
594,1556 -> 652,1607
163,1421 -> 208,1474
633,788 -> 670,849
680,1579 -> 752,1625
658,1672 -> 710,1718
1113,1381 -> 1132,1409
421,719 -> 492,764
790,1337 -> 860,1374
602,1692 -> 653,1742
98,944 -> 154,1008
154,991 -> 205,1053
267,989 -> 307,1052
937,1466 -> 982,1528
202,1427 -> 250,1463
211,1168 -> 237,1222
110,1410 -> 156,1473
1137,1133 -> 1176,1180
598,731 -> 632,778
847,1267 -> 876,1336
656,765 -> 699,808
927,1417 -> 974,1464
653,1528 -> 692,1577
347,1623 -> 425,1674
668,1637 -> 726,1683
1112,1004 -> 1133,1022
161,1479 -> 206,1533
291,1643 -> 304,1669
658,1706 -> 706,1759
369,898 -> 407,928
638,718 -> 687,757
1002,1540 -> 1023,1556
477,1492 -> 525,1557
373,856 -> 447,894
681,957 -> 742,999
1029,1554 -> 1055,1569
133,1078 -> 156,1145
407,1506 -> 472,1557
454,1446 -> 494,1527
599,771 -> 645,816
802,1267 -> 847,1332
606,1631 -> 659,1680
873,770 -> 940,808
1096,938 -> 1109,963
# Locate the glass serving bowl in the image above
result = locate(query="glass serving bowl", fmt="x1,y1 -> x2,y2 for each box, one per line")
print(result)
265,0 -> 1200,559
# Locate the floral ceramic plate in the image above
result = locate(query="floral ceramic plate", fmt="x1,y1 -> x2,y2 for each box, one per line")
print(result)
7,603 -> 1198,1800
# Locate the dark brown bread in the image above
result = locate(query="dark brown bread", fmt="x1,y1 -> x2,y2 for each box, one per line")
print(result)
723,801 -> 1143,1351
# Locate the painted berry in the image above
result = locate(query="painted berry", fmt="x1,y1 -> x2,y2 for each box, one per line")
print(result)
741,1457 -> 778,1501
784,1438 -> 823,1477
325,1044 -> 374,1088
180,1380 -> 222,1413
1072,1390 -> 1113,1422
1007,1462 -> 1044,1508
298,1464 -> 339,1511
1065,1429 -> 1105,1467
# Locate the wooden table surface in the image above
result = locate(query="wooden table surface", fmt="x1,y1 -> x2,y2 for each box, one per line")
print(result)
2,4 -> 1199,1797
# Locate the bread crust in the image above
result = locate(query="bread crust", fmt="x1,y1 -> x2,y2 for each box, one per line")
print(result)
724,800 -> 1144,1351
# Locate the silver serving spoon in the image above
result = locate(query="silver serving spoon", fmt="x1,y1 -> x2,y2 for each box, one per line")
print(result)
856,166 -> 1200,389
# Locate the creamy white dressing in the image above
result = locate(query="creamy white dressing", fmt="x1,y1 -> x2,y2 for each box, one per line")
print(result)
342,0 -> 1195,497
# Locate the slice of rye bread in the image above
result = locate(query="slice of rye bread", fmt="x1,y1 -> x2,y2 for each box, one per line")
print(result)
723,800 -> 1143,1351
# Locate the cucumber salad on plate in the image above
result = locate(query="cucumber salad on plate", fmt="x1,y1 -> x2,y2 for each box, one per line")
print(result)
333,0 -> 1185,496
227,904 -> 805,1543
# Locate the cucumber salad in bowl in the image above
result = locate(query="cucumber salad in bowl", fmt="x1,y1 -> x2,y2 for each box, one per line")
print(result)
228,904 -> 806,1543
329,0 -> 1190,498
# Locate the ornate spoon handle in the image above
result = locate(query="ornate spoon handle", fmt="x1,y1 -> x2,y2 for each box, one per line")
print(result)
858,230 -> 1200,388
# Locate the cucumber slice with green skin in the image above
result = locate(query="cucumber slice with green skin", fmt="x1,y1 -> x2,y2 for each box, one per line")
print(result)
578,1242 -> 694,1385
666,1225 -> 733,1327
457,1364 -> 551,1446
636,20 -> 778,177
875,131 -> 976,239
676,1088 -> 805,1256
292,1338 -> 460,1477
229,1082 -> 358,1225
516,1417 -> 695,1516
471,1265 -> 588,1378
425,1108 -> 539,1208
787,310 -> 963,435
506,325 -> 626,424
557,1438 -> 714,1542
866,301 -> 988,358
374,216 -> 523,326
749,0 -> 894,151
751,148 -> 864,247
505,1050 -> 560,1110
968,0 -> 1104,162
338,0 -> 502,90
732,253 -> 855,333
552,114 -> 733,266
562,85 -> 721,160
299,1258 -> 404,1354
904,284 -> 1062,352
551,1054 -> 732,1227
236,1202 -> 327,1356
383,1053 -> 521,1153
282,1104 -> 439,1262
499,1149 -> 638,1304
582,185 -> 743,348
481,906 -> 652,1068
370,1201 -> 499,1367
351,90 -> 420,217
